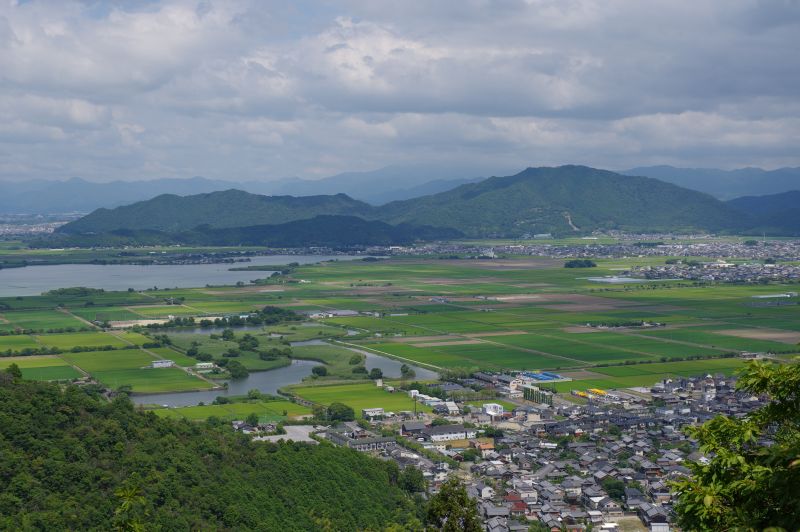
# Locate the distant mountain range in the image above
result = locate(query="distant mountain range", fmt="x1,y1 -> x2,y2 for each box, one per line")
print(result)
56,165 -> 791,246
0,163 -> 501,214
622,166 -> 800,200
4,163 -> 797,215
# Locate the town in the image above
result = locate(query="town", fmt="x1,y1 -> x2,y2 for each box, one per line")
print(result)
228,366 -> 767,532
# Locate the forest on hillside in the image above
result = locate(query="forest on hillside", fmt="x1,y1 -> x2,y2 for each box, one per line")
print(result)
0,373 -> 421,530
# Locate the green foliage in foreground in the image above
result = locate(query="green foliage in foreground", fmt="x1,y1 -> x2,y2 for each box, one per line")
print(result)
0,377 -> 419,530
673,359 -> 800,531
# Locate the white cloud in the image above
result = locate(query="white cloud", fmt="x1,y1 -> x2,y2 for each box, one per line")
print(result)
0,0 -> 797,182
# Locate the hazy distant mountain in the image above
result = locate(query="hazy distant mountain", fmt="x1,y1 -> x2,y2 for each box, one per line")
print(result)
0,177 -> 240,214
0,163 -> 501,214
266,163 -> 497,204
58,166 -> 749,242
727,190 -> 800,235
623,166 -> 800,200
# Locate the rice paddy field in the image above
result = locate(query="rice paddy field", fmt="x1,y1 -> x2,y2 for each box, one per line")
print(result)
2,253 -> 798,399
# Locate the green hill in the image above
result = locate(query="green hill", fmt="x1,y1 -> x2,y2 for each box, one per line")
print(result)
57,166 -> 751,241
58,189 -> 372,233
0,376 -> 418,530
377,165 -> 746,236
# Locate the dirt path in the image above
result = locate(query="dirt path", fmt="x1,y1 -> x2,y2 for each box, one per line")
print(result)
58,307 -> 100,330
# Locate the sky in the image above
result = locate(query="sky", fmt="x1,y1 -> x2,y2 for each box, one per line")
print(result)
0,0 -> 798,182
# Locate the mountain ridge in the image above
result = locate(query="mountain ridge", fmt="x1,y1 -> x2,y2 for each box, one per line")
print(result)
57,165 -> 756,242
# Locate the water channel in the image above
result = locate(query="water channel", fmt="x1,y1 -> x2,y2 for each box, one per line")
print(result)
131,341 -> 438,407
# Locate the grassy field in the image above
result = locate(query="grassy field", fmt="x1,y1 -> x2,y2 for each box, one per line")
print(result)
37,331 -> 128,349
1,355 -> 83,381
0,309 -> 88,332
290,382 -> 432,416
58,348 -> 214,392
291,343 -> 367,381
152,400 -> 311,422
0,335 -> 40,352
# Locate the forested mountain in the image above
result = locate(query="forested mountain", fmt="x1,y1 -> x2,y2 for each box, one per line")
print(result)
57,166 -> 749,242
623,165 -> 800,200
727,190 -> 800,235
377,165 -> 745,236
47,215 -> 461,247
0,376 -> 419,530
59,190 -> 372,233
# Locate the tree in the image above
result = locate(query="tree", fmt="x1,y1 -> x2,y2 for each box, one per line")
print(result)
425,478 -> 482,532
400,364 -> 415,380
398,466 -> 426,493
246,413 -> 259,427
369,368 -> 383,380
221,328 -> 235,341
672,360 -> 800,531
226,360 -> 249,379
327,402 -> 355,422
312,365 -> 328,377
349,354 -> 362,365
601,477 -> 626,502
5,363 -> 21,382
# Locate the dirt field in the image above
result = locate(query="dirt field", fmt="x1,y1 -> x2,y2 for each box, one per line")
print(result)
714,328 -> 800,344
109,319 -> 169,328
559,369 -> 609,379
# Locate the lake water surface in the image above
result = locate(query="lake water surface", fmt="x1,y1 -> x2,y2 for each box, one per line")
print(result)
0,255 -> 357,296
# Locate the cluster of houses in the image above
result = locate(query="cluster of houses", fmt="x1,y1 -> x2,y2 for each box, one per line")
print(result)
632,261 -> 800,283
319,371 -> 768,532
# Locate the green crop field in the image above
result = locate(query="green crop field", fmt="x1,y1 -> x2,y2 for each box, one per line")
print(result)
0,310 -> 88,332
3,249 -> 798,400
59,349 -> 157,372
0,335 -> 40,352
92,367 -> 213,393
37,331 -> 128,349
1,355 -> 82,381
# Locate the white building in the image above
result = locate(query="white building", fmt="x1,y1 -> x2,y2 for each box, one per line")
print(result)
482,403 -> 505,417
151,359 -> 174,368
422,424 -> 478,442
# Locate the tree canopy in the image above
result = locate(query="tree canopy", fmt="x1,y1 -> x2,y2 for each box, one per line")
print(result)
673,359 -> 800,530
0,374 -> 417,530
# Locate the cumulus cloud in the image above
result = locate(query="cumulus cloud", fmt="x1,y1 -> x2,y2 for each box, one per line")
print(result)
0,0 -> 797,182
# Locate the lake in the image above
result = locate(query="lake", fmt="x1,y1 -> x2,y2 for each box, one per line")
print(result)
0,255 -> 357,296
